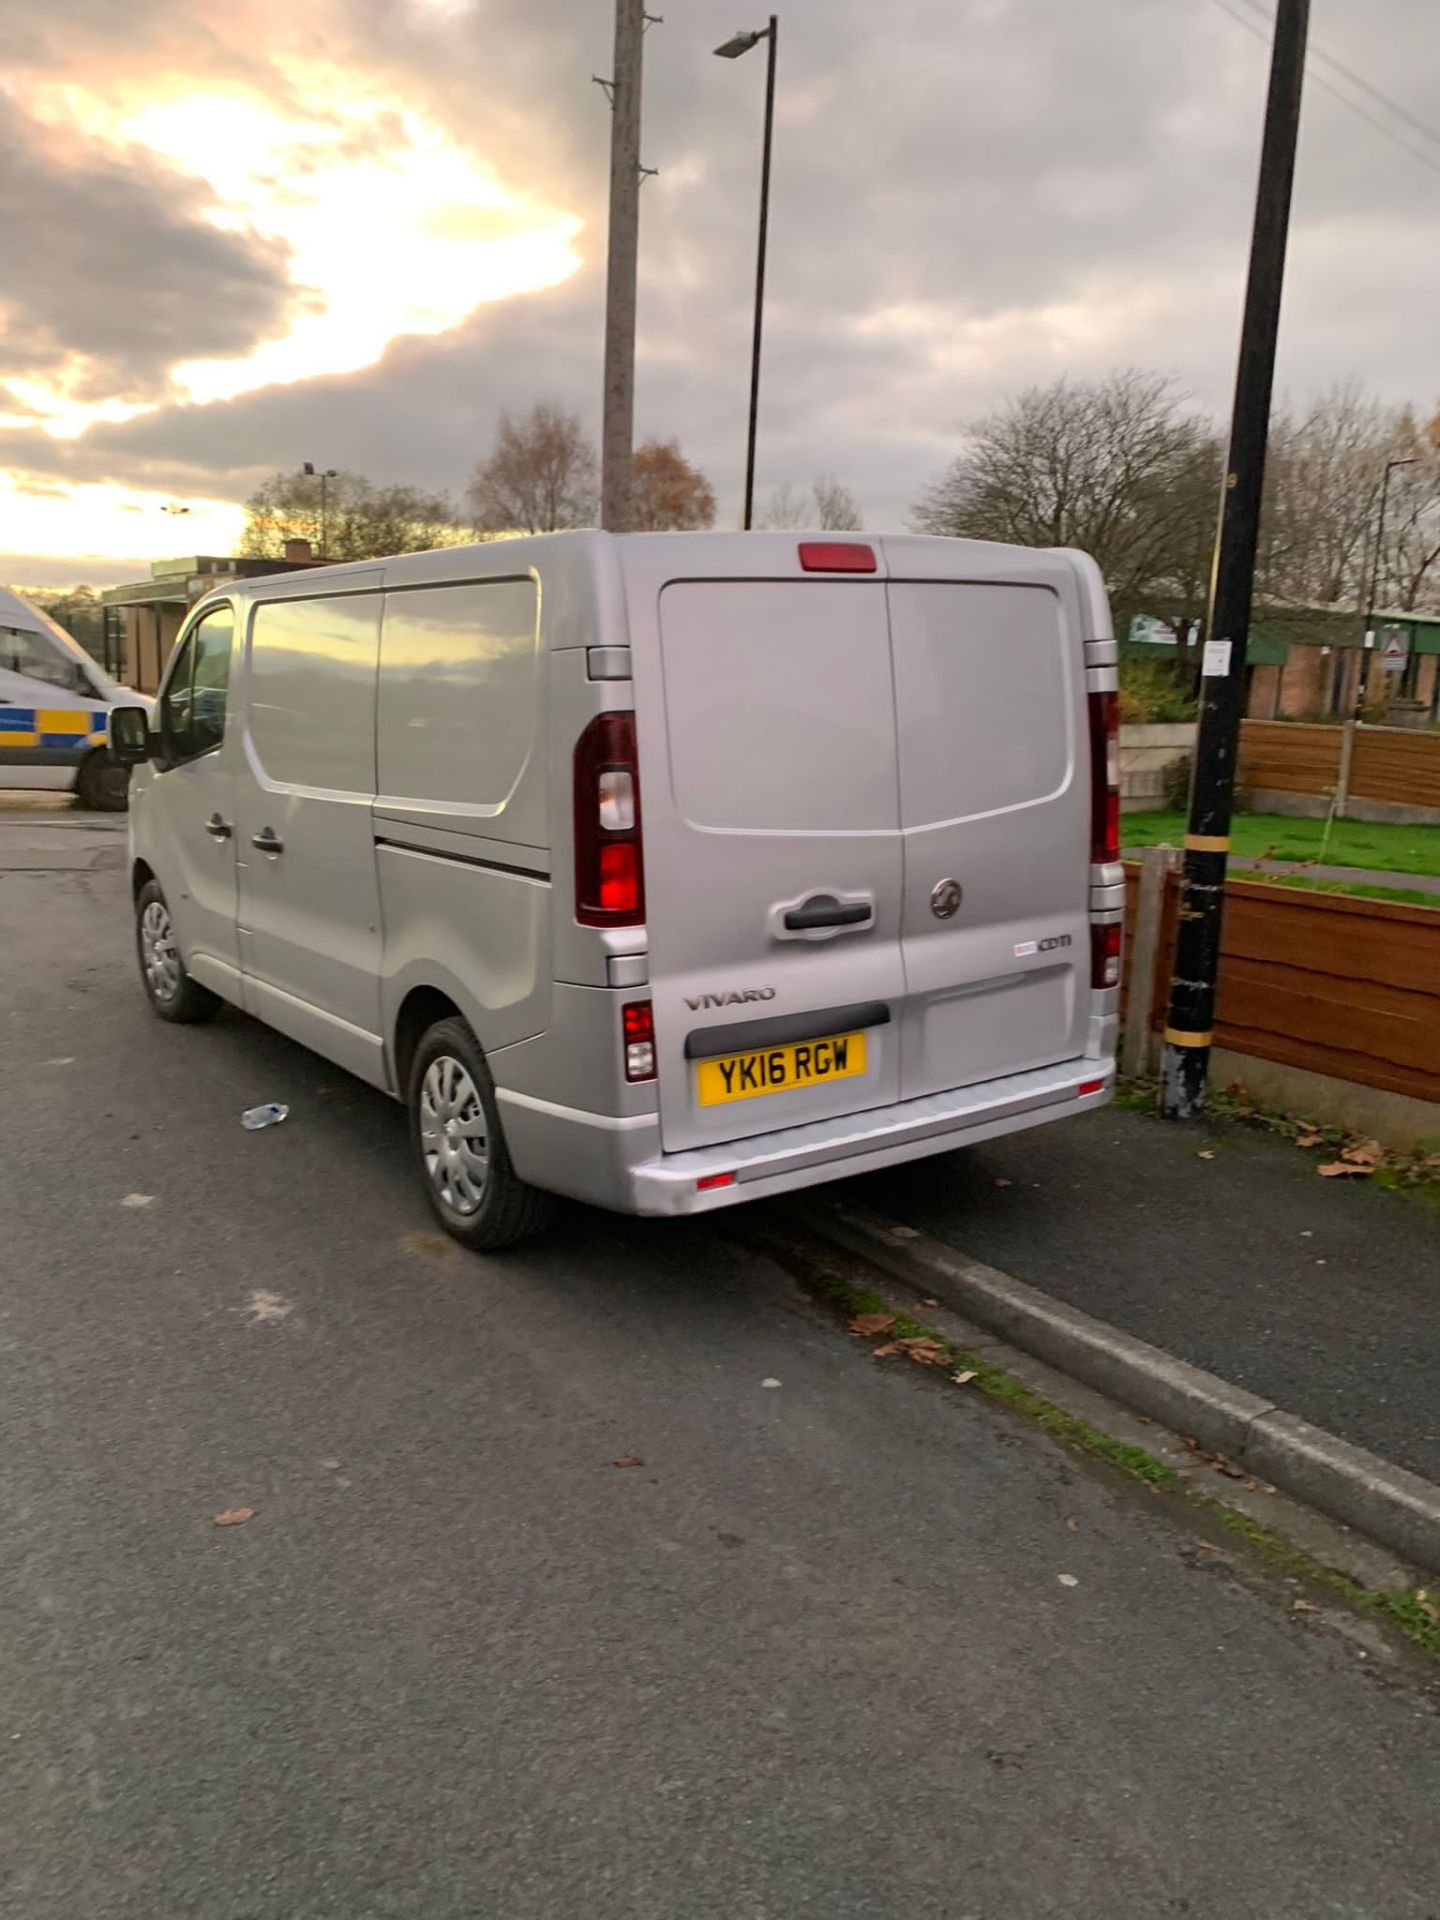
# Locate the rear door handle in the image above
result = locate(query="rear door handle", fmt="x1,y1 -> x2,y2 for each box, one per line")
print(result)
205,813 -> 232,841
772,891 -> 877,941
783,897 -> 873,932
251,827 -> 284,855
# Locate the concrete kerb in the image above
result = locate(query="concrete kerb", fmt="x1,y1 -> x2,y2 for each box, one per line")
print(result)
797,1198 -> 1440,1577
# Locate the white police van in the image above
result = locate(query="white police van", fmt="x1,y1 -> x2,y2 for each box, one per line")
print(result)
0,586 -> 142,810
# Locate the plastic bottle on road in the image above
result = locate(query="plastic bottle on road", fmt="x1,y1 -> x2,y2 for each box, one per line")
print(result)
241,1103 -> 289,1130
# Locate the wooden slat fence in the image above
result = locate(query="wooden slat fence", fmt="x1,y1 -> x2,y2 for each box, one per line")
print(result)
1124,864 -> 1440,1108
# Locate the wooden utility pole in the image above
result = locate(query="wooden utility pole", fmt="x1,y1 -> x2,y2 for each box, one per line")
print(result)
599,0 -> 646,533
1159,0 -> 1309,1120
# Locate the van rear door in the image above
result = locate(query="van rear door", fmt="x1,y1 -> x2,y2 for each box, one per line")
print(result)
881,540 -> 1091,1100
632,559 -> 905,1154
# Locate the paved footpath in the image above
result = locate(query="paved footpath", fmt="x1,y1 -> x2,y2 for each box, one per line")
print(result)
2,807 -> 1439,1919
852,1100 -> 1440,1483
1229,855 -> 1440,895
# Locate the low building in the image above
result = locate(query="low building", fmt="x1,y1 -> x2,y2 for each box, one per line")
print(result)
100,542 -> 322,693
1124,604 -> 1440,725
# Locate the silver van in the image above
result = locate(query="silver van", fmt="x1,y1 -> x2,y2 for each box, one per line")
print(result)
109,531 -> 1122,1249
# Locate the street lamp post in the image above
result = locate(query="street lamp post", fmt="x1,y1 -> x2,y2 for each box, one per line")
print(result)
303,461 -> 338,557
1355,455 -> 1418,715
715,17 -> 778,532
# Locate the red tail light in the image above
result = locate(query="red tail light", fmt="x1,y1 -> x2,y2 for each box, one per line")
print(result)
1091,921 -> 1122,990
1087,689 -> 1120,866
575,711 -> 645,926
622,999 -> 656,1081
798,541 -> 877,573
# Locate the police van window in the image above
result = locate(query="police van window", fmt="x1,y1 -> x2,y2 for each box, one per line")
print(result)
161,607 -> 233,762
0,626 -> 95,695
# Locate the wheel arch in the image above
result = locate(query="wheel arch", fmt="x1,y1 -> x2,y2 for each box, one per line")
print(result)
393,984 -> 464,1095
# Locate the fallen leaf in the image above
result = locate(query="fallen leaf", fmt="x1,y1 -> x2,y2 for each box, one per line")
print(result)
213,1507 -> 255,1527
1414,1590 -> 1438,1621
613,1456 -> 644,1469
848,1311 -> 897,1337
921,1297 -> 940,1308
120,1193 -> 155,1209
993,1177 -> 1013,1189
760,1377 -> 781,1389
896,1337 -> 948,1366
1196,1149 -> 1215,1161
1341,1139 -> 1385,1168
1291,1599 -> 1321,1616
1295,1134 -> 1323,1150
871,1341 -> 902,1358
1065,1518 -> 1080,1533
952,1369 -> 977,1386
890,1225 -> 920,1240
1057,1573 -> 1079,1589
1211,1457 -> 1247,1480
1317,1161 -> 1371,1178
1196,1541 -> 1228,1557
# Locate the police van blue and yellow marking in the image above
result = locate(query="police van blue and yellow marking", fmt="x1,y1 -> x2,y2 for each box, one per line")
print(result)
0,706 -> 109,762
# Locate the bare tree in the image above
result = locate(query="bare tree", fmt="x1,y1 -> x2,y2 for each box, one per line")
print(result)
911,371 -> 1222,628
757,482 -> 808,530
1258,382 -> 1390,606
468,403 -> 599,535
811,475 -> 863,530
239,469 -> 461,561
1377,407 -> 1440,611
632,439 -> 717,530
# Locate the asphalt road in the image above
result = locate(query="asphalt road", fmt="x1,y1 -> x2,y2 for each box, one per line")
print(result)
3,807 -> 1439,1919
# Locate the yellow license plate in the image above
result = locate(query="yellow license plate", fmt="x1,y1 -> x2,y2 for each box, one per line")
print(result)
695,1030 -> 867,1107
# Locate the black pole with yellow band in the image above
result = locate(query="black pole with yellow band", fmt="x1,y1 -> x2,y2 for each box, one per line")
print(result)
1160,0 -> 1309,1121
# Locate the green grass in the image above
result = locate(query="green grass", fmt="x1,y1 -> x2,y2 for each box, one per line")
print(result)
1122,809 -> 1440,879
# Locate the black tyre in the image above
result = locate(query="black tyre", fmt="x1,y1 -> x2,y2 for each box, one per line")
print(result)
135,878 -> 221,1024
75,749 -> 130,812
408,1016 -> 555,1251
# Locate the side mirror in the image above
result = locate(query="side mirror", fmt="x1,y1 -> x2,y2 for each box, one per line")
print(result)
107,705 -> 152,766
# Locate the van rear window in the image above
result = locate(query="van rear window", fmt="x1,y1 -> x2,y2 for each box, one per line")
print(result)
657,581 -> 897,833
888,581 -> 1072,827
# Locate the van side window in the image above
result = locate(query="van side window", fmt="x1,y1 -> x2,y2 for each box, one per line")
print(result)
0,626 -> 94,695
377,579 -> 539,809
247,594 -> 382,792
160,606 -> 233,762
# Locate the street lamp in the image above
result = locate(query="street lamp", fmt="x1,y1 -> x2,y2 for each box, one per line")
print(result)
1355,455 -> 1418,715
303,461 -> 338,557
714,16 -> 778,531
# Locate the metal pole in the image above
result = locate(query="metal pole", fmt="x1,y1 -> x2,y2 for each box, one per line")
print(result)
741,17 -> 777,531
1160,0 -> 1309,1121
1355,457 -> 1414,715
600,0 -> 646,532
320,471 -> 328,558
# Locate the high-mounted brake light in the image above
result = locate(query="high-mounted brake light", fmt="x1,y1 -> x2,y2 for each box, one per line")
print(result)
798,542 -> 877,574
622,1000 -> 656,1082
1087,688 -> 1120,866
1091,921 -> 1122,991
575,711 -> 645,927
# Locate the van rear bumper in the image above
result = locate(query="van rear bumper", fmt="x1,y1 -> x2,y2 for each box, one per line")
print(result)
497,1048 -> 1115,1218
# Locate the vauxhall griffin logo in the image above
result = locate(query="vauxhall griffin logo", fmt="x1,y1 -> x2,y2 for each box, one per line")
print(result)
684,987 -> 777,1011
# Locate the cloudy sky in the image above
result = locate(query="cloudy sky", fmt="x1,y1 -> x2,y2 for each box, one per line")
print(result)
3,0 -> 1438,586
